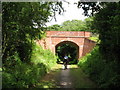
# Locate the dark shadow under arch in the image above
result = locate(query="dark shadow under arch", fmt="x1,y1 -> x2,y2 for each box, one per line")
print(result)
55,41 -> 79,64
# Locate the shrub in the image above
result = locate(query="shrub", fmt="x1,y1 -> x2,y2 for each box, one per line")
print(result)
3,43 -> 57,88
30,44 -> 57,71
78,46 -> 120,88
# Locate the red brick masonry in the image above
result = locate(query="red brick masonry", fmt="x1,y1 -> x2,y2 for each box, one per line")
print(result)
36,31 -> 96,59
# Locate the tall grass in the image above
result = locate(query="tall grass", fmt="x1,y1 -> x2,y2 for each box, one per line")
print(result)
78,46 -> 120,88
3,43 -> 57,88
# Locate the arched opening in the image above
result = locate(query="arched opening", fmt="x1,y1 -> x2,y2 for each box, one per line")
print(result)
55,41 -> 79,64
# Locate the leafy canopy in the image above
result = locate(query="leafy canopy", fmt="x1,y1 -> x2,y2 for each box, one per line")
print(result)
47,18 -> 94,32
2,2 -> 64,63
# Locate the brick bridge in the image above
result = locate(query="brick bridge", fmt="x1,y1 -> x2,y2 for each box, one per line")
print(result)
36,31 -> 96,59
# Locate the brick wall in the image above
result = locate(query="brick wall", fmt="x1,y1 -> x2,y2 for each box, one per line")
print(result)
36,31 -> 95,59
82,38 -> 96,57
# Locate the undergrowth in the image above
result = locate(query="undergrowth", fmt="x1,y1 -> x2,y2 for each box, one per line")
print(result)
78,46 -> 120,88
2,43 -> 57,88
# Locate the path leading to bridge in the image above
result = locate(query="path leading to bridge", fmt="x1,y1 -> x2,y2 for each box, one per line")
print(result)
36,64 -> 97,88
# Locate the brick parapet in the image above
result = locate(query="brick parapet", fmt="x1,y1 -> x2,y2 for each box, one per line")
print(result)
46,31 -> 91,38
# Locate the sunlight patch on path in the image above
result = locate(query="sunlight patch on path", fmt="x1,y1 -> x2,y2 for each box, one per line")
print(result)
59,69 -> 73,88
56,64 -> 78,88
62,65 -> 70,69
57,65 -> 76,88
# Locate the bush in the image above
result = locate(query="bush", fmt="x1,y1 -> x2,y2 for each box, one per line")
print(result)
30,44 -> 57,71
78,46 -> 120,88
3,43 -> 57,88
3,60 -> 47,88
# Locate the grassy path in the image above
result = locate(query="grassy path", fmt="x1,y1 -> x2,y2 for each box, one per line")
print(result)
36,64 -> 97,88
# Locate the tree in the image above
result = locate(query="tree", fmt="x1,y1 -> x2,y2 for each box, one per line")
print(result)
47,19 -> 93,32
2,2 -> 65,88
2,2 -> 64,63
47,24 -> 62,31
2,2 -> 50,62
61,20 -> 87,31
77,2 -> 101,16
78,2 -> 120,87
93,2 -> 120,62
77,2 -> 120,61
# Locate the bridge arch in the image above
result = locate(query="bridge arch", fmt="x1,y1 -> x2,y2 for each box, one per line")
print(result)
55,40 -> 79,60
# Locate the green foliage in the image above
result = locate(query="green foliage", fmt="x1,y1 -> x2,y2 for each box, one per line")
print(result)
47,19 -> 94,32
3,62 -> 47,88
78,2 -> 120,62
2,2 -> 51,63
2,2 -> 64,88
78,46 -> 103,76
56,43 -> 78,64
93,2 -> 120,62
2,2 -> 64,63
31,44 -> 57,71
61,20 -> 88,31
2,44 -> 57,88
47,24 -> 62,31
78,46 -> 120,88
78,2 -> 120,88
77,2 -> 101,16
89,36 -> 99,42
